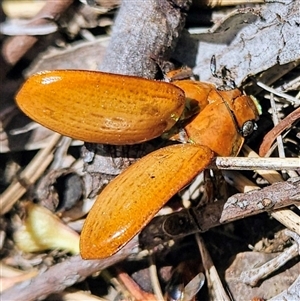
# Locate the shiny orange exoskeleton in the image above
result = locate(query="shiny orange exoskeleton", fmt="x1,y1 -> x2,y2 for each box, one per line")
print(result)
16,70 -> 259,259
16,70 -> 185,145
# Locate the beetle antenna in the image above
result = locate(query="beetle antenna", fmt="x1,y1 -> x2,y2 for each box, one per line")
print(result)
210,55 -> 218,78
210,55 -> 236,90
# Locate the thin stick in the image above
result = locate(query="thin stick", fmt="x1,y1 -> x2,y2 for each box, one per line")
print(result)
240,230 -> 300,286
241,243 -> 299,286
270,93 -> 286,158
256,80 -> 300,105
209,157 -> 300,171
220,176 -> 299,223
195,234 -> 231,301
149,255 -> 164,301
198,0 -> 265,8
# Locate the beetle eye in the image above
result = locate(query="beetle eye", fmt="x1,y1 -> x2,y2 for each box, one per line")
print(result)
241,120 -> 257,137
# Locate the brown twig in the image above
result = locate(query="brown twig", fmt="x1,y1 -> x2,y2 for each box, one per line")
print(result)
1,238 -> 138,301
219,177 -> 300,223
240,230 -> 300,286
194,0 -> 264,7
259,107 -> 300,157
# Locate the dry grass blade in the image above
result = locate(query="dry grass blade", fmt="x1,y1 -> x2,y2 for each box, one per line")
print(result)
148,255 -> 164,301
0,133 -> 61,215
0,263 -> 38,292
194,0 -> 264,7
195,234 -> 231,301
62,289 -> 108,301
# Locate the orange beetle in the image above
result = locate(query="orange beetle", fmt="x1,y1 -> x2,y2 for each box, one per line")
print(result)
15,70 -> 259,259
